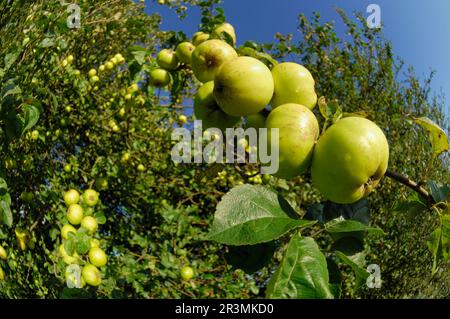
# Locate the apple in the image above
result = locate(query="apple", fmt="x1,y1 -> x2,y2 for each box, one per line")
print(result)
0,267 -> 4,280
124,93 -> 132,101
105,61 -> 114,70
114,53 -> 125,64
191,39 -> 237,83
149,68 -> 170,87
73,69 -> 80,76
180,266 -> 195,280
95,177 -> 108,191
90,75 -> 100,83
61,224 -> 77,240
20,191 -> 34,203
128,83 -> 139,94
156,49 -> 179,70
271,62 -> 317,110
81,216 -> 98,234
0,245 -> 7,260
88,247 -> 108,267
175,42 -> 195,65
137,164 -> 146,172
178,115 -> 188,124
192,31 -> 210,46
67,204 -> 84,225
15,229 -> 31,251
82,264 -> 101,286
67,55 -> 74,64
88,69 -> 97,77
214,56 -> 274,117
90,239 -> 100,249
266,103 -> 319,179
31,130 -> 39,140
99,64 -> 105,72
121,152 -> 131,163
211,22 -> 236,45
311,117 -> 389,204
64,189 -> 80,206
82,189 -> 99,207
194,81 -> 240,130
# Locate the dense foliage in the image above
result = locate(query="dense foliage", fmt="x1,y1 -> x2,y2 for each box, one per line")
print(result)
0,0 -> 448,298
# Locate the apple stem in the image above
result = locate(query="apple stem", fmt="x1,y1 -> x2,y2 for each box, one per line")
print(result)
384,169 -> 435,206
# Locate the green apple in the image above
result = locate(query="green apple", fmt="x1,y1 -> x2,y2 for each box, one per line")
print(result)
271,62 -> 317,109
128,83 -> 139,94
0,267 -> 4,280
31,130 -> 39,140
149,68 -> 170,87
211,22 -> 236,45
266,103 -> 319,179
0,245 -> 7,260
90,75 -> 100,83
15,228 -> 30,251
137,164 -> 146,172
105,61 -> 114,70
88,247 -> 108,267
191,39 -> 237,83
95,177 -> 108,191
61,224 -> 77,240
194,81 -> 240,131
67,204 -> 84,225
121,152 -> 131,163
175,42 -> 195,65
156,49 -> 179,70
20,191 -> 34,203
311,117 -> 389,204
63,164 -> 72,173
214,56 -> 274,117
178,115 -> 188,124
114,53 -> 125,64
67,54 -> 74,64
82,189 -> 99,207
180,266 -> 195,280
82,264 -> 101,286
192,31 -> 210,46
64,189 -> 80,206
99,64 -> 105,72
90,239 -> 100,249
81,216 -> 98,234
88,69 -> 97,77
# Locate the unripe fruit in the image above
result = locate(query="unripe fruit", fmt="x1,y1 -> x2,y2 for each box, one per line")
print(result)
192,31 -> 210,46
88,69 -> 97,77
149,68 -> 170,87
121,152 -> 131,163
156,49 -> 179,70
105,61 -> 114,70
67,55 -> 74,64
31,130 -> 39,140
0,267 -> 4,280
82,264 -> 101,286
90,239 -> 100,249
99,64 -> 105,72
137,164 -> 145,172
82,189 -> 99,207
90,75 -> 100,83
88,247 -> 107,267
175,42 -> 195,65
63,164 -> 72,173
0,245 -> 7,260
59,244 -> 78,264
128,83 -> 139,94
180,266 -> 194,280
178,115 -> 188,124
64,189 -> 80,206
81,216 -> 98,234
211,22 -> 236,45
61,224 -> 77,240
67,204 -> 84,225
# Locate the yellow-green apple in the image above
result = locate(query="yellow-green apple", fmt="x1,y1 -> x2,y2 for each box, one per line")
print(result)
192,31 -> 210,46
82,264 -> 101,286
82,189 -> 99,207
191,39 -> 237,83
271,62 -> 317,109
211,22 -> 236,45
194,81 -> 240,130
81,216 -> 98,234
156,49 -> 179,70
59,244 -> 79,264
67,204 -> 84,225
175,42 -> 195,65
266,103 -> 319,179
61,224 -> 77,240
311,117 -> 389,204
180,265 -> 195,280
214,56 -> 274,116
149,68 -> 170,87
63,189 -> 80,206
0,245 -> 7,260
88,247 -> 108,267
178,115 -> 188,124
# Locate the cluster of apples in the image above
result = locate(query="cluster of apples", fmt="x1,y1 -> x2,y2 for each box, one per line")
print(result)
59,188 -> 108,287
86,53 -> 125,90
157,22 -> 389,204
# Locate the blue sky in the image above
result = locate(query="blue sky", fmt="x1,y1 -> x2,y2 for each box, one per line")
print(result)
146,0 -> 450,118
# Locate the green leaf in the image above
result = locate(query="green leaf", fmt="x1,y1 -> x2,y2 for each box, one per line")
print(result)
64,234 -> 76,256
225,242 -> 277,274
427,227 -> 441,274
440,215 -> 450,263
427,181 -> 449,203
318,97 -> 342,122
331,237 -> 365,256
413,117 -> 449,158
3,85 -> 22,99
94,212 -> 106,224
0,178 -> 12,227
209,185 -> 316,245
266,236 -> 333,299
325,219 -> 385,239
21,104 -> 40,133
335,251 -> 370,288
75,231 -> 91,255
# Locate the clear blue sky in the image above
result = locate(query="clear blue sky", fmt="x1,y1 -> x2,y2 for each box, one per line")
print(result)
146,0 -> 450,118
